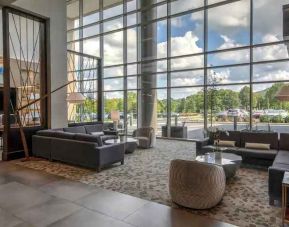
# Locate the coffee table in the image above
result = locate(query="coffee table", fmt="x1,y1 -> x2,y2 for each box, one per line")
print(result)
105,137 -> 138,154
196,152 -> 242,178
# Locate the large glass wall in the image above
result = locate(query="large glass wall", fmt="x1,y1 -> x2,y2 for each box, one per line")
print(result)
67,0 -> 289,139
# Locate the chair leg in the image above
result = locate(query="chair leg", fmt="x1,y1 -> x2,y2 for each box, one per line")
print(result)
121,160 -> 124,165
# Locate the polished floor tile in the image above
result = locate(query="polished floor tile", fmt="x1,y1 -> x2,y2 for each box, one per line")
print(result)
39,179 -> 98,201
15,198 -> 82,227
76,188 -> 148,220
4,168 -> 61,188
0,182 -> 51,215
49,208 -> 133,227
0,207 -> 23,227
124,202 -> 236,227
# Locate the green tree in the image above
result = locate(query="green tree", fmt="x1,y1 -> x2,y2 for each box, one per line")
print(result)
239,86 -> 250,110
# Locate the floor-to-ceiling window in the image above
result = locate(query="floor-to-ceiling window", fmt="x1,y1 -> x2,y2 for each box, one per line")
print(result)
67,0 -> 289,139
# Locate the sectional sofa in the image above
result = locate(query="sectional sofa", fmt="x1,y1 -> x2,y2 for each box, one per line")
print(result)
196,130 -> 289,205
32,123 -> 124,172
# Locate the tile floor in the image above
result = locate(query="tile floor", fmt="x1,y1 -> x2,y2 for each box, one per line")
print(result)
0,161 -> 235,227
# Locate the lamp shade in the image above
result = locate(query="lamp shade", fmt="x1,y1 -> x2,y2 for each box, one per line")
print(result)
67,92 -> 86,104
110,110 -> 120,121
275,85 -> 289,101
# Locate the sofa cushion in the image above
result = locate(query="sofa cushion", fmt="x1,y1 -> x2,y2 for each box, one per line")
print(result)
54,132 -> 76,140
214,140 -> 236,147
74,134 -> 102,146
240,132 -> 278,149
245,142 -> 270,150
85,124 -> 104,134
63,126 -> 86,134
237,147 -> 277,160
209,130 -> 241,147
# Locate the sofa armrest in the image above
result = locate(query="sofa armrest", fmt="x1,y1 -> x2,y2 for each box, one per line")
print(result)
268,166 -> 287,201
195,137 -> 210,156
96,143 -> 125,166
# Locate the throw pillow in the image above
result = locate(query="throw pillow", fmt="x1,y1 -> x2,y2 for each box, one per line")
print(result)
245,142 -> 270,150
90,132 -> 105,136
214,140 -> 235,147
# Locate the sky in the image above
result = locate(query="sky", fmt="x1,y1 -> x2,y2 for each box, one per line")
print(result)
70,0 -> 289,99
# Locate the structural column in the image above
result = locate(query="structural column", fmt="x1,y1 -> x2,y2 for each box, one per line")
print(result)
140,0 -> 157,129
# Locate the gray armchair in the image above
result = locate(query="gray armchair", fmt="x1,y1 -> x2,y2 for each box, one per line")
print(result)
169,159 -> 226,209
133,127 -> 156,148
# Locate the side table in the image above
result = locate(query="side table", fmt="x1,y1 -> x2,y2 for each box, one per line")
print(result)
282,171 -> 289,226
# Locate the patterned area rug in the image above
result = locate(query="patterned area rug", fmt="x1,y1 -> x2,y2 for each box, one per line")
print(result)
14,139 -> 281,227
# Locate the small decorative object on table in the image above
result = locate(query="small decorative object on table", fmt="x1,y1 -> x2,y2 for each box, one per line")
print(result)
282,171 -> 289,226
206,126 -> 229,160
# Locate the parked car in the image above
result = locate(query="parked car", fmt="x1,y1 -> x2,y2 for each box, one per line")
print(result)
216,110 -> 228,118
227,109 -> 249,119
252,110 -> 265,119
263,109 -> 288,118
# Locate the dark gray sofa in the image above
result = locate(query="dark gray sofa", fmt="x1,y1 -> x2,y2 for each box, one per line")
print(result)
269,133 -> 289,205
32,123 -> 124,172
196,131 -> 278,166
196,130 -> 289,205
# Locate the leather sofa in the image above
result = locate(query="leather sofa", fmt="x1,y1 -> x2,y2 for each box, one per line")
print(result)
32,123 -> 124,172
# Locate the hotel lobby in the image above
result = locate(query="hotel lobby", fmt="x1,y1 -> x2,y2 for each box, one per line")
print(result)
0,0 -> 289,226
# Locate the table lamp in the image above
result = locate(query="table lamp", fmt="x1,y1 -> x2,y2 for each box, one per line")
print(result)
111,110 -> 120,130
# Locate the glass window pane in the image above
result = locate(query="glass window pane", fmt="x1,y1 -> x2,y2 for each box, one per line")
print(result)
171,70 -> 204,87
207,49 -> 249,67
103,17 -> 123,33
142,60 -> 167,73
83,25 -> 99,38
171,12 -> 204,57
171,87 -> 204,139
253,62 -> 289,82
127,90 -> 138,134
127,76 -> 137,89
67,0 -> 79,30
207,84 -> 250,131
141,4 -> 167,23
208,66 -> 250,84
104,66 -> 124,78
128,64 -> 137,75
252,83 -> 289,133
171,55 -> 204,71
170,0 -> 203,15
127,28 -> 137,63
83,0 -> 99,25
127,13 -> 137,27
104,91 -> 124,124
83,38 -> 100,57
208,0 -> 250,51
253,43 -> 289,62
253,0 -> 289,44
67,41 -> 80,52
104,31 -> 123,66
127,0 -> 137,12
103,3 -> 123,19
67,29 -> 79,42
104,78 -> 124,91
